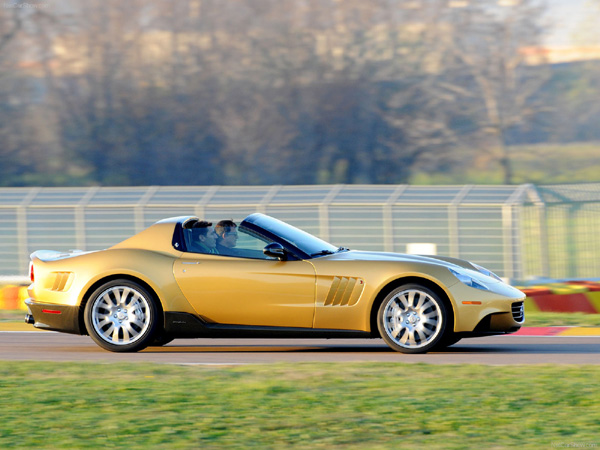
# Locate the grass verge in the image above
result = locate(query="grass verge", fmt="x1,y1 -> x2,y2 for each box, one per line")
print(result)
524,312 -> 600,327
0,310 -> 25,322
1,362 -> 599,449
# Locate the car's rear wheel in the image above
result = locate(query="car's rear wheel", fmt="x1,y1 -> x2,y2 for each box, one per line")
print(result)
84,280 -> 158,352
377,284 -> 447,354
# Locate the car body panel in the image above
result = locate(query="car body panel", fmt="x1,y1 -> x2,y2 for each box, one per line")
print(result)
174,254 -> 316,327
307,250 -> 523,332
27,219 -> 197,332
308,255 -> 458,331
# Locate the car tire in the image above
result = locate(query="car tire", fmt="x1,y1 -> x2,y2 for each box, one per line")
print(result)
84,280 -> 158,352
377,284 -> 447,354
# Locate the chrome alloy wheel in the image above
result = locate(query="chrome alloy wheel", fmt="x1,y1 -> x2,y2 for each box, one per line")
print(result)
91,286 -> 151,346
381,288 -> 443,350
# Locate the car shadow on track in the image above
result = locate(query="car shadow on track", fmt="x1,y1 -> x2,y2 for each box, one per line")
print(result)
142,344 -> 510,353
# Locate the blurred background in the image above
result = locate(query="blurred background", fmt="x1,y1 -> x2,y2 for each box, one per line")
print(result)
1,0 -> 599,186
1,0 -> 600,280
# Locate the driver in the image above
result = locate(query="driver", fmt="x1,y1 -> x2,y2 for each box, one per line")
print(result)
189,221 -> 219,254
215,219 -> 240,256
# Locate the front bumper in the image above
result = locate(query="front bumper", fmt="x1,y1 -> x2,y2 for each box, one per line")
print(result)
25,298 -> 83,335
457,300 -> 525,338
449,277 -> 526,332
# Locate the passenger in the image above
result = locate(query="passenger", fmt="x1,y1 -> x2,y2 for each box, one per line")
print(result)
189,221 -> 219,254
215,219 -> 240,256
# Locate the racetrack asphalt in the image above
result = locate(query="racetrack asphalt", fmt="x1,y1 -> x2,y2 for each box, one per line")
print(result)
1,324 -> 600,365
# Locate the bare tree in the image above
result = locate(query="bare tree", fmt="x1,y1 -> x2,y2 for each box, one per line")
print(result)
0,5 -> 29,186
438,0 -> 551,184
14,0 -> 559,187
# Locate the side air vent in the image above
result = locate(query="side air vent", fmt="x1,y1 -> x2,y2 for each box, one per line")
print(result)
323,277 -> 365,307
512,301 -> 525,323
45,272 -> 75,292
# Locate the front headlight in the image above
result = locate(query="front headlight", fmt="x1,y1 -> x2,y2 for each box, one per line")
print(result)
471,263 -> 503,282
449,267 -> 490,291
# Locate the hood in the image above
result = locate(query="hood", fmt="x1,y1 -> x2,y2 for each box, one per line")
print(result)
320,250 -> 505,286
321,250 -> 478,270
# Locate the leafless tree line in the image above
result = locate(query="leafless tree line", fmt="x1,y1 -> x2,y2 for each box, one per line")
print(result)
0,0 -> 597,186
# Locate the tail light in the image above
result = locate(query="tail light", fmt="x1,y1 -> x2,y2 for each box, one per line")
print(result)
29,261 -> 34,282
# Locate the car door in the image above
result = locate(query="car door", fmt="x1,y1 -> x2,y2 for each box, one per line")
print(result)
173,228 -> 316,328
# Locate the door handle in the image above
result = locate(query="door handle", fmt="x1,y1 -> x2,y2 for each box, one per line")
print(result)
182,261 -> 200,265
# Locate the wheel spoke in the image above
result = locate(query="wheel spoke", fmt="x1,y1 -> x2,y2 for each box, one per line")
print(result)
100,323 -> 115,339
400,330 -> 414,347
421,317 -> 438,328
407,290 -> 416,307
97,317 -> 111,328
100,293 -> 114,308
414,328 -> 427,343
121,325 -> 130,342
390,324 -> 403,338
129,317 -> 145,329
112,326 -> 121,342
414,293 -> 426,310
113,288 -> 122,305
120,288 -> 131,306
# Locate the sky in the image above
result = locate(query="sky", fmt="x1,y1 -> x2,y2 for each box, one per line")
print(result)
544,0 -> 600,46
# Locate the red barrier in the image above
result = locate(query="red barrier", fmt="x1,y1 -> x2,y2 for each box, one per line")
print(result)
529,293 -> 598,314
0,285 -> 28,310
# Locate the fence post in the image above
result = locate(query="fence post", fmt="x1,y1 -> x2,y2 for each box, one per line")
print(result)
448,185 -> 473,258
75,186 -> 99,250
135,186 -> 159,233
258,185 -> 281,214
16,187 -> 41,273
319,185 -> 343,242
195,186 -> 219,219
503,185 -> 531,281
525,185 -> 549,278
383,185 -> 408,252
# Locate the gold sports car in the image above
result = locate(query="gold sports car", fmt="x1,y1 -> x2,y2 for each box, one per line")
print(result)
25,213 -> 525,353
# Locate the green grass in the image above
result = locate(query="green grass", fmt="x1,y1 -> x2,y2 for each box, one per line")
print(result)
525,312 -> 600,327
0,310 -> 24,322
1,362 -> 599,449
410,141 -> 600,185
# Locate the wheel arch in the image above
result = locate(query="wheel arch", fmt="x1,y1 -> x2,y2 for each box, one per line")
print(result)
78,274 -> 165,336
369,276 -> 456,338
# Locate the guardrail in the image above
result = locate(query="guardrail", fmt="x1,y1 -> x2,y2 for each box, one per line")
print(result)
2,183 -> 600,281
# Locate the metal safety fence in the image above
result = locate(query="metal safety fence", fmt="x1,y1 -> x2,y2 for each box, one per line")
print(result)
1,184 -> 600,282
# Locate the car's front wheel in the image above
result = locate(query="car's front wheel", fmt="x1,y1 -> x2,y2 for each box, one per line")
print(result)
84,280 -> 158,352
377,284 -> 447,354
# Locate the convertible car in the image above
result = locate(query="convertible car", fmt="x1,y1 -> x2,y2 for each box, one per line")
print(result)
25,213 -> 525,353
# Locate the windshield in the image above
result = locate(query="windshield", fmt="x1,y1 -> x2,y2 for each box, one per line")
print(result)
242,213 -> 338,258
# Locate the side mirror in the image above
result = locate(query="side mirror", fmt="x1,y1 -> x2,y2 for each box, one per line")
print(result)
263,242 -> 287,261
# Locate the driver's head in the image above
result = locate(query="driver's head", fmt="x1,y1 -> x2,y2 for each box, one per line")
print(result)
215,220 -> 238,248
192,221 -> 217,249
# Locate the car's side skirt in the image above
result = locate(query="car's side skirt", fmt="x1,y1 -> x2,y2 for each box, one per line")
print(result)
164,312 -> 373,339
